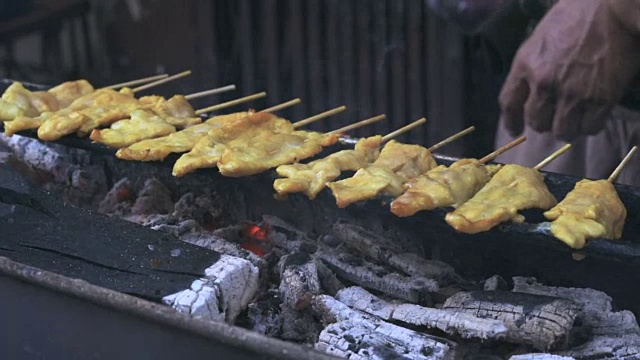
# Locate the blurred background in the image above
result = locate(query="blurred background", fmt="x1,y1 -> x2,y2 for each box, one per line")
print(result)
0,0 -> 508,158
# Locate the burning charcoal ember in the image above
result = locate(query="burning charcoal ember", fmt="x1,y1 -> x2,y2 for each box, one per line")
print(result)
331,222 -> 458,284
180,232 -> 267,272
316,244 -> 438,303
279,306 -> 323,343
509,355 -> 574,360
484,275 -> 509,291
312,295 -> 456,359
163,254 -> 259,323
443,291 -> 580,350
172,191 -> 223,225
130,178 -> 173,215
98,177 -> 134,215
315,259 -> 345,296
512,277 -> 640,338
556,334 -> 640,359
336,286 -> 508,340
278,252 -> 322,311
242,287 -> 283,337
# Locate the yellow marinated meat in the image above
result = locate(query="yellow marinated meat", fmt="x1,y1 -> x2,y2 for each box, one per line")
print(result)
217,131 -> 339,178
326,140 -> 438,208
47,79 -> 94,108
172,112 -> 295,177
116,111 -> 252,162
390,159 -> 501,217
37,110 -> 89,141
89,109 -> 176,148
445,164 -> 557,234
138,95 -> 201,128
0,82 -> 59,120
4,111 -> 55,136
544,179 -> 627,249
273,136 -> 382,199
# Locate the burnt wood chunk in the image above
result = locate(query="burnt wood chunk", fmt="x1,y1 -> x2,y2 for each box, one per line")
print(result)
443,291 -> 579,351
331,222 -> 458,283
312,294 -> 456,359
556,334 -> 640,359
278,252 -> 321,311
510,355 -> 574,360
335,286 -> 508,340
0,164 -> 220,301
316,244 -> 438,303
512,277 -> 640,338
314,259 -> 345,296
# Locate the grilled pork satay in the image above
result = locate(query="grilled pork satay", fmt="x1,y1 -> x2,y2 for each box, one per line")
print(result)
137,95 -> 201,128
88,109 -> 177,148
46,79 -> 95,108
390,159 -> 503,217
273,136 -> 383,199
543,147 -> 635,249
326,140 -> 438,208
216,129 -> 339,178
544,180 -> 626,249
116,111 -> 254,161
172,111 -> 295,177
390,136 -> 526,217
445,164 -> 558,234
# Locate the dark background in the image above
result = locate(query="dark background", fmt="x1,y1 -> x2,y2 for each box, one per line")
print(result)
0,0 -> 504,158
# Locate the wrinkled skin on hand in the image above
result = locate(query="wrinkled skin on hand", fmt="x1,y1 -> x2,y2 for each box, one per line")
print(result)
499,0 -> 640,141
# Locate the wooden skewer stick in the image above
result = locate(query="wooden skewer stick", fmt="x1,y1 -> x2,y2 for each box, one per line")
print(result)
132,70 -> 192,93
608,146 -> 637,183
195,92 -> 268,115
327,114 -> 387,134
533,143 -> 572,171
103,74 -> 169,89
292,106 -> 347,129
184,85 -> 236,100
381,118 -> 427,143
478,136 -> 527,164
428,126 -> 475,152
260,98 -> 302,113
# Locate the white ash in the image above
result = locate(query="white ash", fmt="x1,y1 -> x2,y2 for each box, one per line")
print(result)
163,254 -> 259,323
556,334 -> 640,359
278,253 -> 322,311
180,232 -> 267,271
510,355 -> 575,360
335,286 -> 508,340
484,275 -> 509,291
312,295 -> 456,360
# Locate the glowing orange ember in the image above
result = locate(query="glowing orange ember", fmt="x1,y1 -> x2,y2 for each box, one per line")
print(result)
241,223 -> 270,256
245,224 -> 268,241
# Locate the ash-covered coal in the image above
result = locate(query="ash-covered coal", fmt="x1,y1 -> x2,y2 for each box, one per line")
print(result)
4,134 -> 640,359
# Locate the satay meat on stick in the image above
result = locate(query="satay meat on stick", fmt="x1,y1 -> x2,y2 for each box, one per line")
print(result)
543,146 -> 636,249
444,144 -> 571,234
390,136 -> 526,217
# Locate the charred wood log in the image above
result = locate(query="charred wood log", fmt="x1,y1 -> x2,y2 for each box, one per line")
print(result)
443,291 -> 580,351
163,254 -> 259,323
331,222 -> 458,284
316,244 -> 438,304
180,232 -> 267,273
556,334 -> 640,359
312,294 -> 456,359
278,252 -> 322,311
512,277 -> 640,338
335,286 -> 508,340
314,259 -> 345,296
509,355 -> 574,360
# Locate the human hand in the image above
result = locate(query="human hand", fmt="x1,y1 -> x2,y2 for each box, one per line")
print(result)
499,0 -> 640,141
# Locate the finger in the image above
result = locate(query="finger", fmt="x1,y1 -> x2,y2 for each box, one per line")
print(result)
523,86 -> 556,133
499,76 -> 530,137
552,99 -> 584,141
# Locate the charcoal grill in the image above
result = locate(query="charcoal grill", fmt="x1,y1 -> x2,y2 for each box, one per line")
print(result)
2,79 -> 640,359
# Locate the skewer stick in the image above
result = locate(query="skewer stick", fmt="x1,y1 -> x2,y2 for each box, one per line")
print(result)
428,126 -> 475,152
103,74 -> 169,89
195,92 -> 267,115
381,118 -> 427,143
327,114 -> 387,134
132,70 -> 192,93
533,143 -> 572,170
608,146 -> 637,183
184,85 -> 236,100
292,106 -> 347,128
260,98 -> 302,113
478,136 -> 527,164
